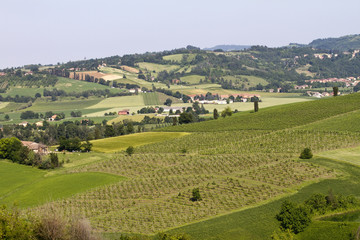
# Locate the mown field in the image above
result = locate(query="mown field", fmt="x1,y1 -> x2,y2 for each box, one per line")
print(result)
0,161 -> 121,208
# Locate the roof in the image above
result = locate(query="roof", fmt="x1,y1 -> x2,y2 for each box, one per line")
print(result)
21,141 -> 47,150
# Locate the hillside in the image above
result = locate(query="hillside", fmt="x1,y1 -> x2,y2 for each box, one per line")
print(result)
0,93 -> 358,239
308,34 -> 360,51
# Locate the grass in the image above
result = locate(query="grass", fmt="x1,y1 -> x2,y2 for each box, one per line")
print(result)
55,77 -> 121,93
158,93 -> 360,132
316,146 -> 360,167
87,95 -> 145,109
108,114 -> 164,124
299,109 -> 360,132
28,98 -> 102,112
91,132 -> 190,153
163,54 -> 196,63
143,92 -> 160,105
180,75 -> 204,84
0,161 -> 122,208
137,62 -> 180,73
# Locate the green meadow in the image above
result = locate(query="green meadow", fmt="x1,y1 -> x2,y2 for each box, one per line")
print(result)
0,161 -> 121,208
91,132 -> 190,153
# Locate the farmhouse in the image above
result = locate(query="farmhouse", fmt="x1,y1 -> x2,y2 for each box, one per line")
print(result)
49,115 -> 57,121
21,141 -> 49,154
18,122 -> 29,127
118,109 -> 130,115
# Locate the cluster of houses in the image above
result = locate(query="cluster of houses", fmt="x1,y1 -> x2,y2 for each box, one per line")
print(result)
187,93 -> 261,104
305,77 -> 360,87
0,72 -> 6,76
306,91 -> 334,98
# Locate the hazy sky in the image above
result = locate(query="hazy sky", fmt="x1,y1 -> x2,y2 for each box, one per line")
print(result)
1,0 -> 359,69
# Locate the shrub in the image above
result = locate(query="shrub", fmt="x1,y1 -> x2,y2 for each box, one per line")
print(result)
0,205 -> 35,239
276,200 -> 312,234
126,146 -> 135,156
300,147 -> 313,159
190,188 -> 202,201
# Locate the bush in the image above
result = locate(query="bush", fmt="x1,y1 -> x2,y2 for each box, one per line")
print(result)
190,188 -> 202,201
126,146 -> 135,156
276,200 -> 312,234
300,147 -> 313,159
0,205 -> 35,239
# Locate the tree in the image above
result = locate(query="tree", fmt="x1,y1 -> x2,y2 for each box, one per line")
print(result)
221,107 -> 232,118
300,147 -> 313,159
191,188 -> 202,201
164,98 -> 172,106
126,122 -> 134,134
0,137 -> 23,161
104,125 -> 115,137
172,117 -> 177,126
213,109 -> 219,119
35,92 -> 41,98
126,146 -> 134,156
276,200 -> 311,234
4,114 -> 9,121
254,101 -> 259,112
178,112 -> 195,124
333,86 -> 339,96
81,140 -> 92,152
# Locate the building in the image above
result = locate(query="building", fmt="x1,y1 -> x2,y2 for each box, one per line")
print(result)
21,141 -> 49,154
49,115 -> 57,121
118,109 -> 130,115
18,122 -> 29,127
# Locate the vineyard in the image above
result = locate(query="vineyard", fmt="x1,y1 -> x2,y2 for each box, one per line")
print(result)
1,92 -> 359,238
32,91 -> 360,235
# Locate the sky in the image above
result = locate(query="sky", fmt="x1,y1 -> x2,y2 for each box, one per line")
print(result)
1,0 -> 359,69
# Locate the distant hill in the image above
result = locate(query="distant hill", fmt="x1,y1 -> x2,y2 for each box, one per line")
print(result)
203,45 -> 252,51
308,34 -> 360,51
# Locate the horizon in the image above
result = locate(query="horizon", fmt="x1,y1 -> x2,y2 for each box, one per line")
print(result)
1,0 -> 359,69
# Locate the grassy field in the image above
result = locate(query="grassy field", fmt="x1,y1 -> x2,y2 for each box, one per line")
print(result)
137,62 -> 180,73
108,114 -> 165,124
159,93 -> 360,132
180,75 -> 204,84
87,95 -> 145,109
299,109 -> 360,132
91,132 -> 190,153
163,54 -> 196,63
0,161 -> 121,208
143,92 -> 160,105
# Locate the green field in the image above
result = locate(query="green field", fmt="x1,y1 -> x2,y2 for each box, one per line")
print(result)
159,93 -> 360,132
91,132 -> 190,153
87,95 -> 145,109
180,75 -> 204,84
143,92 -> 160,105
163,54 -> 196,63
137,62 -> 180,73
0,161 -> 121,208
